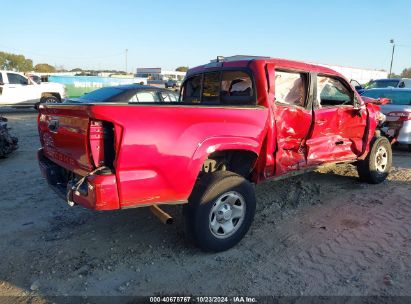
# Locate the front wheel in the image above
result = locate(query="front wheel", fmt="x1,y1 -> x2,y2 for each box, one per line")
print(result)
357,136 -> 392,184
184,171 -> 256,252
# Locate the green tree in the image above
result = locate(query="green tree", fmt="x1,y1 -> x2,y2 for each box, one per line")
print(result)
400,68 -> 411,78
0,51 -> 33,72
389,73 -> 401,78
34,63 -> 56,73
175,66 -> 189,72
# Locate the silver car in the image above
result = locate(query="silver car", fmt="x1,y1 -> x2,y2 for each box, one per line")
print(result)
165,79 -> 182,89
365,78 -> 411,89
362,88 -> 411,149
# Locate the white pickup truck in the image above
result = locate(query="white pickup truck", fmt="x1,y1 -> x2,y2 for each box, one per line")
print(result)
0,71 -> 65,107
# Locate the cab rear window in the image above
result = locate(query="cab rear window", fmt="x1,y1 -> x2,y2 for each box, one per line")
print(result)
181,70 -> 255,105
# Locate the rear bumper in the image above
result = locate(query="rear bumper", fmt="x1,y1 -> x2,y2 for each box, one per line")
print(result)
397,121 -> 411,144
382,120 -> 411,144
37,148 -> 120,210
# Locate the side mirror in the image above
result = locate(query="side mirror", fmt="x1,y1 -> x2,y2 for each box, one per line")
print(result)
0,81 -> 4,86
350,79 -> 363,90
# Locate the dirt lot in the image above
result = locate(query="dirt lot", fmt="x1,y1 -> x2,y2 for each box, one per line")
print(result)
0,111 -> 410,302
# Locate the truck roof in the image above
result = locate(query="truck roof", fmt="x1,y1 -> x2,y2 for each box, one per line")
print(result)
186,55 -> 343,78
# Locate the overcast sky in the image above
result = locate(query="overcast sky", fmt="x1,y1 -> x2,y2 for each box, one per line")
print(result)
2,0 -> 410,73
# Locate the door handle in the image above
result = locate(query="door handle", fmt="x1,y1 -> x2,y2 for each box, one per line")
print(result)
316,119 -> 326,125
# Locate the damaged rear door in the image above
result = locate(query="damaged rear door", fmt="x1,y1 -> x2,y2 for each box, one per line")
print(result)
306,74 -> 367,165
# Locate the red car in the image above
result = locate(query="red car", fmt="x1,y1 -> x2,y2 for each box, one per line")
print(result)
37,56 -> 391,251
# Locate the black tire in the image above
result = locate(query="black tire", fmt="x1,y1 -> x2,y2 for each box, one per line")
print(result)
184,171 -> 256,252
357,136 -> 392,184
408,144 -> 411,152
40,95 -> 60,104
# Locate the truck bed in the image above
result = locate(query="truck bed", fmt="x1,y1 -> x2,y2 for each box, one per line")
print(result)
38,103 -> 268,209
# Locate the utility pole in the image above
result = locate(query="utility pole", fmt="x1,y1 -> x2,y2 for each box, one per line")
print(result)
125,49 -> 128,74
389,39 -> 395,78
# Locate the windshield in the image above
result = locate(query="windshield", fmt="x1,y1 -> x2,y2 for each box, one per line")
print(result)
365,80 -> 400,89
362,90 -> 411,105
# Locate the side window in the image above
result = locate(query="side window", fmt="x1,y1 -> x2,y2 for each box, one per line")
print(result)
182,74 -> 202,103
316,76 -> 352,108
160,92 -> 172,102
134,91 -> 160,103
128,94 -> 138,103
275,71 -> 307,107
7,73 -> 29,85
168,93 -> 178,102
0,73 -> 3,83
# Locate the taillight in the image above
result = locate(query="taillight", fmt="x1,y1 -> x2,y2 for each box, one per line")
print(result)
387,111 -> 411,122
89,120 -> 105,167
376,112 -> 386,124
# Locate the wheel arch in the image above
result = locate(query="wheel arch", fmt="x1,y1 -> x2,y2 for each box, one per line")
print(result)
188,137 -> 261,184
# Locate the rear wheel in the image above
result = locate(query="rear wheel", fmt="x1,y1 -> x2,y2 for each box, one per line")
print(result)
40,95 -> 60,104
184,171 -> 256,252
357,136 -> 392,184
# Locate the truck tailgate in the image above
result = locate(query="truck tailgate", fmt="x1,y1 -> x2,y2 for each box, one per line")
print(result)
38,104 -> 94,175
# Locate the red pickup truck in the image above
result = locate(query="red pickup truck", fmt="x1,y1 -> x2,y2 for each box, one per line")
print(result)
37,56 -> 391,251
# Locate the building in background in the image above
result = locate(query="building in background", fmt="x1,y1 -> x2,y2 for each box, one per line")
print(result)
210,55 -> 388,85
316,63 -> 388,85
48,75 -> 147,98
136,68 -> 186,81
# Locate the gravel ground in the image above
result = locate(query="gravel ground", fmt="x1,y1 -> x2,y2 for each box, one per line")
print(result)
0,111 -> 410,303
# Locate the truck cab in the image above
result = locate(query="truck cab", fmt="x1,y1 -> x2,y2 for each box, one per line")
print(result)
0,70 -> 66,107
